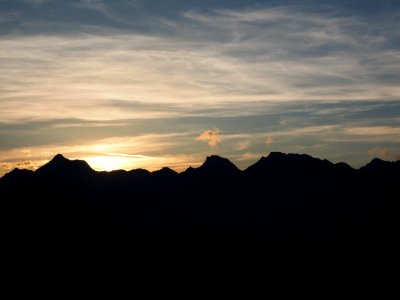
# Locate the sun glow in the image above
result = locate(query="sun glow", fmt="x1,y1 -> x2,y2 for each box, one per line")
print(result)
82,153 -> 201,173
84,153 -> 179,172
85,155 -> 134,172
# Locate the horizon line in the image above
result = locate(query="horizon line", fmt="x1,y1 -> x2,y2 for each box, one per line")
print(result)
3,151 -> 398,178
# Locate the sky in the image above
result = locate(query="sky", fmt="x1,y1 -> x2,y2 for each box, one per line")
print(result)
0,0 -> 399,175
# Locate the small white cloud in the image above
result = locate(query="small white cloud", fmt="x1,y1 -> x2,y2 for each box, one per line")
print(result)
196,128 -> 221,148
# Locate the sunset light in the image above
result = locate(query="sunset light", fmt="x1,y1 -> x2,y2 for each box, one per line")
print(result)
1,0 -> 399,245
0,0 -> 399,176
85,155 -> 134,172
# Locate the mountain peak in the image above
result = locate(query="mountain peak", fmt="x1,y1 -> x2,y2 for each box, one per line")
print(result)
199,155 -> 240,174
250,152 -> 288,166
36,154 -> 93,176
48,154 -> 70,165
0,168 -> 34,184
52,153 -> 68,161
370,157 -> 385,164
205,155 -> 227,163
203,155 -> 237,167
266,152 -> 286,159
360,157 -> 394,172
265,152 -> 316,162
153,167 -> 177,176
245,152 -> 336,175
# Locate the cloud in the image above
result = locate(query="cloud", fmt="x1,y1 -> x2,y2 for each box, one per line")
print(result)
1,159 -> 46,175
0,132 -> 201,176
368,147 -> 391,159
16,161 -> 33,167
1,4 -> 400,173
196,129 -> 221,148
1,6 -> 400,122
266,136 -> 273,145
346,127 -> 400,136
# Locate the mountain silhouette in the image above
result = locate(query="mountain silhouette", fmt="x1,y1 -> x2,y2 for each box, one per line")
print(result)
200,155 -> 240,173
360,157 -> 400,174
36,154 -> 94,177
153,167 -> 177,175
244,152 -> 348,176
182,155 -> 240,178
1,152 -> 399,244
1,168 -> 34,186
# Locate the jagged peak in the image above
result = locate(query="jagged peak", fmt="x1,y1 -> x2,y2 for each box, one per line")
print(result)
7,168 -> 34,176
264,152 -> 322,162
361,157 -> 392,171
204,155 -> 226,163
127,168 -> 151,176
43,154 -> 72,167
370,157 -> 385,164
154,167 -> 176,173
201,155 -> 239,171
52,153 -> 68,161
0,168 -> 34,183
206,155 -> 223,159
245,152 -> 339,174
203,155 -> 233,164
152,167 -> 178,176
36,154 -> 93,175
266,152 -> 286,159
251,152 -> 287,165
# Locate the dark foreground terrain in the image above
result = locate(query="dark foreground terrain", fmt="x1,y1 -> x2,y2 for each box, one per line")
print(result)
1,152 -> 398,244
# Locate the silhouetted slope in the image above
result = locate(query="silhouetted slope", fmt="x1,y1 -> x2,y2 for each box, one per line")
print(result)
360,157 -> 400,175
36,154 -> 94,178
1,168 -> 34,185
1,152 -> 398,243
244,152 -> 352,178
200,155 -> 240,173
152,167 -> 178,177
182,155 -> 240,178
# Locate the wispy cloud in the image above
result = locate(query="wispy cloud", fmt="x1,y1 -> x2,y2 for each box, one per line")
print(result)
0,3 -> 399,174
1,6 -> 399,122
345,126 -> 400,136
0,132 -> 201,175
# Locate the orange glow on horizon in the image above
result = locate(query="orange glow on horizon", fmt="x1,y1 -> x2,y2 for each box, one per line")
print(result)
83,154 -> 200,173
85,155 -> 133,172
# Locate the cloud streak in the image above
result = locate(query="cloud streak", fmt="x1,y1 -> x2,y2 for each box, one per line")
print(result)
1,6 -> 399,123
0,2 -> 399,174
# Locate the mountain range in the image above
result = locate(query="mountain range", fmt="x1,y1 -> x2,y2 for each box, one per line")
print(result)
1,152 -> 399,243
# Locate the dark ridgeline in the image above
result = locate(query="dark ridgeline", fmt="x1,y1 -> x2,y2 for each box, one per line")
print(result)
1,152 -> 399,245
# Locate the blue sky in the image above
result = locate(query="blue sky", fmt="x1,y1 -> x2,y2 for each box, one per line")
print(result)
0,0 -> 399,174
